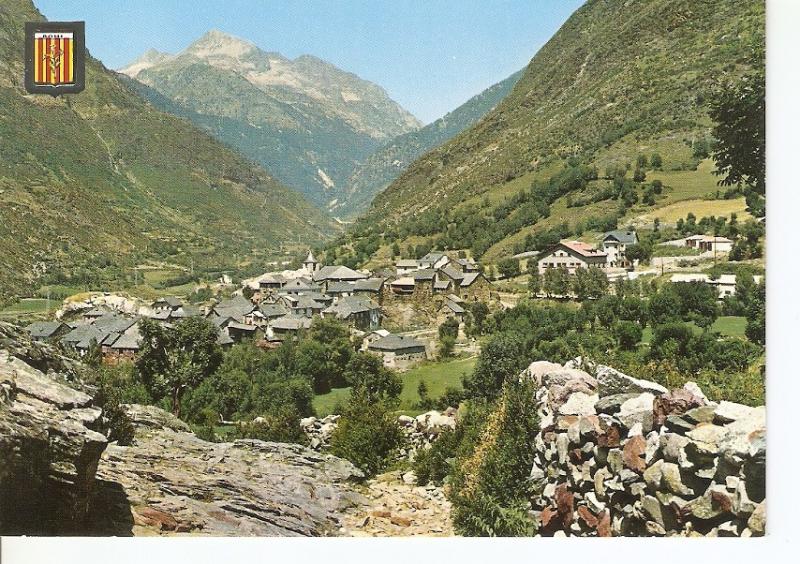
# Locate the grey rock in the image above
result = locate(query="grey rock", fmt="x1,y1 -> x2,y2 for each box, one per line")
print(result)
558,392 -> 598,416
1,350 -> 107,535
747,501 -> 766,536
660,433 -> 690,463
714,401 -> 757,424
594,365 -> 668,397
618,393 -> 656,433
683,405 -> 716,425
594,393 -> 639,415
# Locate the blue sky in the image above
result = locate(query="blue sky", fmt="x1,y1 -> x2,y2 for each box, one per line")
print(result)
36,0 -> 583,123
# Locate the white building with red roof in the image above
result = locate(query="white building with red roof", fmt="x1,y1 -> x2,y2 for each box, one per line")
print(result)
537,240 -> 608,275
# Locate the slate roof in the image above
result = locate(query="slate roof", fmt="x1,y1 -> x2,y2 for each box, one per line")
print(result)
270,315 -> 313,331
440,265 -> 465,281
603,230 -> 638,245
211,296 -> 255,321
83,308 -> 108,318
461,272 -> 483,286
433,279 -> 451,291
367,334 -> 426,353
443,300 -> 466,314
109,332 -> 141,351
323,296 -> 379,319
325,281 -> 354,294
258,303 -> 288,318
411,268 -> 436,281
153,296 -> 182,308
313,265 -> 368,282
419,252 -> 447,265
292,295 -> 326,310
227,321 -> 258,332
25,321 -> 65,339
217,331 -> 234,346
353,278 -> 384,292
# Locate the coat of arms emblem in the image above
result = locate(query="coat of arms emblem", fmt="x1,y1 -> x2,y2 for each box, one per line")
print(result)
24,21 -> 85,96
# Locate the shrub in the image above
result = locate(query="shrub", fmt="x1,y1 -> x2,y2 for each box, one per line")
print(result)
231,406 -> 306,444
448,379 -> 540,536
329,399 -> 405,477
613,320 -> 643,351
93,376 -> 136,446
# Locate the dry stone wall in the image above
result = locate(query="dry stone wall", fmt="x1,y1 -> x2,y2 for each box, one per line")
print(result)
525,360 -> 766,537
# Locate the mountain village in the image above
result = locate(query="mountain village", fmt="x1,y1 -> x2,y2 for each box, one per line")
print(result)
22,224 -> 760,372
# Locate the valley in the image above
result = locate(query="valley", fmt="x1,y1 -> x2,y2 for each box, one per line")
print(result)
0,0 -> 767,542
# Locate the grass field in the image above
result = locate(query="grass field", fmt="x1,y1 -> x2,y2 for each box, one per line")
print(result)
313,356 -> 476,417
632,197 -> 750,226
640,315 -> 746,344
0,298 -> 53,318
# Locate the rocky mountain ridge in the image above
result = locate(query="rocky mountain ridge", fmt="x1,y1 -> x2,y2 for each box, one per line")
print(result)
341,69 -> 524,217
0,0 -> 332,301
121,29 -> 422,211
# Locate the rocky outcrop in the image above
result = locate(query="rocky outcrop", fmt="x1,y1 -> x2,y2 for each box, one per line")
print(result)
0,348 -> 107,534
93,405 -> 368,536
526,361 -> 766,537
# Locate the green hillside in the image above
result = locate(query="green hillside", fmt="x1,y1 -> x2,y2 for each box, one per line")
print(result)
341,70 -> 524,217
0,0 -> 333,302
334,0 -> 764,266
120,31 -> 422,213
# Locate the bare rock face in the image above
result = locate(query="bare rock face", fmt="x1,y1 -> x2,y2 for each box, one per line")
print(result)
0,349 -> 107,535
93,406 -> 367,536
1,322 -> 369,537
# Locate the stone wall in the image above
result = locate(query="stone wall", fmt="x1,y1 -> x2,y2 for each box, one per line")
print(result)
525,360 -> 766,537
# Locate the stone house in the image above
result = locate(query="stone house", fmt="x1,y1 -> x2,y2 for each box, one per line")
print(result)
266,314 -> 313,342
438,299 -> 466,323
418,252 -> 450,270
395,259 -> 420,275
367,334 -> 428,370
322,296 -> 381,331
25,321 -> 68,342
601,230 -> 638,268
459,271 -> 492,302
537,241 -> 608,275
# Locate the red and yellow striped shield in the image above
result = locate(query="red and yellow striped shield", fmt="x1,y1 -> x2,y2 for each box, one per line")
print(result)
34,32 -> 75,85
25,21 -> 85,96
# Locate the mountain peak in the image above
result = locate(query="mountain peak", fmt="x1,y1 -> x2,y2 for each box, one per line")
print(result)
118,48 -> 173,78
185,29 -> 257,60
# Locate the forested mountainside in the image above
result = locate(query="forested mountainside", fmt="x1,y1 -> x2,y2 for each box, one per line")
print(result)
334,0 -> 763,266
120,31 -> 422,213
0,0 -> 332,302
341,69 -> 524,217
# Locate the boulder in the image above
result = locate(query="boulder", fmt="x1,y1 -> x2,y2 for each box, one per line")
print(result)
618,393 -> 656,433
558,392 -> 598,416
622,435 -> 647,473
1,350 -> 107,535
524,360 -> 566,386
595,393 -> 638,415
747,501 -> 766,536
653,388 -> 706,427
714,401 -> 757,424
594,365 -> 668,397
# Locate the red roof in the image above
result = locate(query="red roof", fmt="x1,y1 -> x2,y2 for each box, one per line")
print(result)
560,240 -> 606,258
